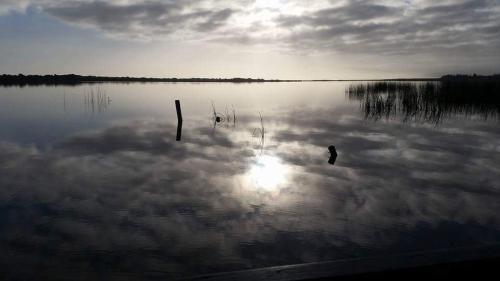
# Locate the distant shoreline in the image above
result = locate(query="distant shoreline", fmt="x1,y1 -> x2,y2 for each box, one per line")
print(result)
1,74 -> 498,86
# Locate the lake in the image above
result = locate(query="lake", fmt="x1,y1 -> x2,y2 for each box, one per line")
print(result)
0,82 -> 499,279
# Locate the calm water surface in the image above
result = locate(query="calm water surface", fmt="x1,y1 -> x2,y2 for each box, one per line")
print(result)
0,82 -> 499,279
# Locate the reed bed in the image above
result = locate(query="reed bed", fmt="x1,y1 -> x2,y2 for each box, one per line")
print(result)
346,81 -> 500,122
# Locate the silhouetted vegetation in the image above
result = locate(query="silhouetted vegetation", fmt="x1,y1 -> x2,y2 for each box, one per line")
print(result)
347,79 -> 500,123
441,74 -> 500,82
251,113 -> 266,152
211,102 -> 236,126
0,74 -> 298,86
84,86 -> 111,114
3,73 -> 500,87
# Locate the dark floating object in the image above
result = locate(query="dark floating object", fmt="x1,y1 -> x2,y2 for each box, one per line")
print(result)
328,145 -> 338,166
328,145 -> 337,156
215,116 -> 221,123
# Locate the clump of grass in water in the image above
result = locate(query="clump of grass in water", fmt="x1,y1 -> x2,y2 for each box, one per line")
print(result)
211,101 -> 236,125
251,112 -> 265,152
346,81 -> 500,123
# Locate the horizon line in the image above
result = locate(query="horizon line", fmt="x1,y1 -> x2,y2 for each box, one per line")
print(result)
1,73 -> 443,82
2,73 -> 499,85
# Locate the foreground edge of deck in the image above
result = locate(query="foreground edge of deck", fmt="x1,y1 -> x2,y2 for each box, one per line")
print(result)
185,243 -> 500,281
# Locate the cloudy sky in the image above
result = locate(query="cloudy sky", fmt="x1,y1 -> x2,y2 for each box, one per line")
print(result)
0,0 -> 499,79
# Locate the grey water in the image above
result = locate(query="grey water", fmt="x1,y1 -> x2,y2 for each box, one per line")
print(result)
0,82 -> 499,279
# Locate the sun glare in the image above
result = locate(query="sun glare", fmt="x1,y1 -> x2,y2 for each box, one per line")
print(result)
246,155 -> 288,191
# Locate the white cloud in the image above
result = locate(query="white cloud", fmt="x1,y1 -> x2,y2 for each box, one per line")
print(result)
0,0 -> 30,15
0,0 -> 499,75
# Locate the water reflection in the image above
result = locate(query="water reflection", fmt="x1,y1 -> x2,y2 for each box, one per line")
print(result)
211,102 -> 237,129
176,119 -> 183,141
246,155 -> 289,191
0,83 -> 500,279
84,86 -> 112,114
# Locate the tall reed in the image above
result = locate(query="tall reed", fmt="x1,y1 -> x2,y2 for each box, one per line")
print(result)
346,81 -> 500,122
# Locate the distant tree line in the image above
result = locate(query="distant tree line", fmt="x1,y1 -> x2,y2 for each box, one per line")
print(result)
0,74 -> 296,86
1,73 -> 499,86
440,74 -> 500,81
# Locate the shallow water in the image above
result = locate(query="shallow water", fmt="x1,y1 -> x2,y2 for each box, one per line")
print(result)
0,82 -> 499,279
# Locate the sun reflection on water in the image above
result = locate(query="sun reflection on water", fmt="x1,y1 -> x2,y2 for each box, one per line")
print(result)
246,155 -> 289,191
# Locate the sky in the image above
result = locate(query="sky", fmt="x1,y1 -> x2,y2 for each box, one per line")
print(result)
0,0 -> 499,79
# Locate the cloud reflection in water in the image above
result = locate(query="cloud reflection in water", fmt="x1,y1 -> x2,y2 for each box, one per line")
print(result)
0,104 -> 499,279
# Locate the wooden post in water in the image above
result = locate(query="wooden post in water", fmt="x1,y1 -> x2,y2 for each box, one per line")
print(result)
175,100 -> 183,122
175,100 -> 183,141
